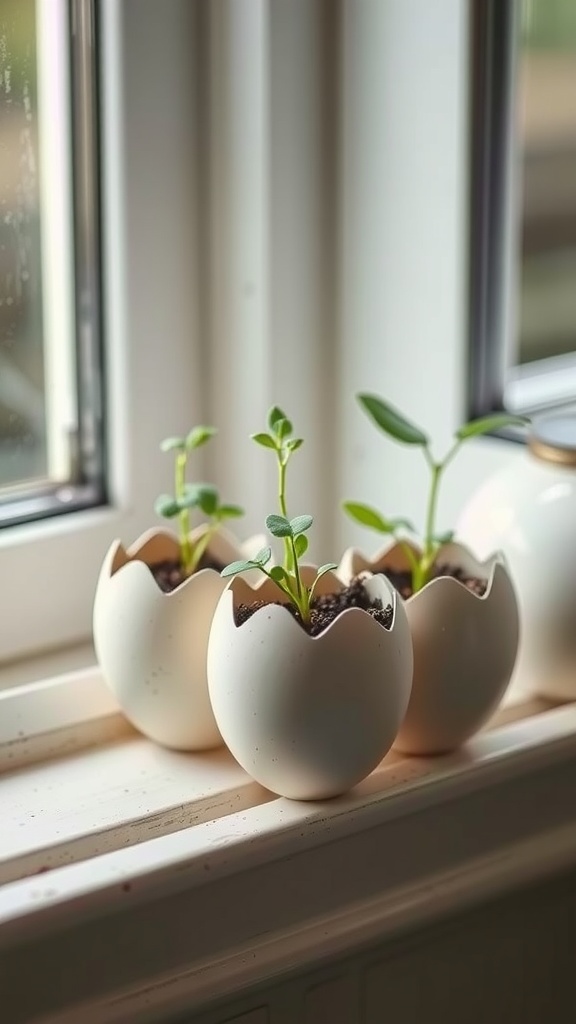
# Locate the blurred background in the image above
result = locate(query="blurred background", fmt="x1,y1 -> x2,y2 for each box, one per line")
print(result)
0,0 -> 575,488
0,0 -> 46,488
519,0 -> 576,364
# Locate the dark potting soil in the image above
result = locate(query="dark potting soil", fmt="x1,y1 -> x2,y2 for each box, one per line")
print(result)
234,576 -> 393,637
385,563 -> 487,601
150,554 -> 226,594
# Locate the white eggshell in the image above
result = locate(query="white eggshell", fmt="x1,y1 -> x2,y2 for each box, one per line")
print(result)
93,526 -> 261,750
207,568 -> 413,799
338,541 -> 519,755
457,450 -> 576,701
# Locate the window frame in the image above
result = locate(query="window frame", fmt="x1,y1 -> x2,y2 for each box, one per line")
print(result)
1,0 -> 532,667
467,0 -> 520,419
0,0 -> 105,529
0,0 -> 209,663
467,0 -> 576,417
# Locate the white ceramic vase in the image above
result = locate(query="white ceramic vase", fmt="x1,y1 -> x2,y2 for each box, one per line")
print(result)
338,541 -> 519,755
93,525 -> 262,751
207,568 -> 413,800
457,414 -> 576,702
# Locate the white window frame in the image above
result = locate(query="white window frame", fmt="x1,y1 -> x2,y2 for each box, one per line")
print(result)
0,0 -> 542,712
0,0 -> 528,655
0,0 -> 532,670
0,0 -> 209,662
467,0 -> 576,417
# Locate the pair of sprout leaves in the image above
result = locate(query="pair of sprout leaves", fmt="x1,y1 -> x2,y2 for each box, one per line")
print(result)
154,426 -> 244,577
155,409 -> 335,623
343,395 -> 527,592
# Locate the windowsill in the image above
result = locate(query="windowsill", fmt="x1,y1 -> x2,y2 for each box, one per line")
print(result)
0,640 -> 96,694
1,669 -> 576,1024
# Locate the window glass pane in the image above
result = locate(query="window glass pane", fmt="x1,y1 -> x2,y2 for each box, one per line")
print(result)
0,0 -> 46,488
518,0 -> 576,365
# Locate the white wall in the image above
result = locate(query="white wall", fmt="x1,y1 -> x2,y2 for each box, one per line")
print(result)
336,0 -> 520,557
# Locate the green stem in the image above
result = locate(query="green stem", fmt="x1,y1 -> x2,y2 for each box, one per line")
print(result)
262,568 -> 297,609
289,533 -> 308,620
424,461 -> 442,564
398,539 -> 420,579
278,453 -> 293,572
415,439 -> 461,592
278,457 -> 288,518
176,450 -> 193,573
188,519 -> 216,575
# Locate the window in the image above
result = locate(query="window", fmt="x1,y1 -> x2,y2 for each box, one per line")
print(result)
0,0 -> 46,490
0,0 -> 104,528
0,0 -> 537,669
0,1 -> 206,664
518,0 -> 576,367
469,0 -> 576,416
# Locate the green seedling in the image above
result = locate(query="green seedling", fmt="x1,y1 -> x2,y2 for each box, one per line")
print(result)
221,407 -> 337,624
343,394 -> 528,594
155,426 -> 244,576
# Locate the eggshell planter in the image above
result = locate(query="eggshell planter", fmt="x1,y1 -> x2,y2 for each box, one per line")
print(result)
338,542 -> 519,756
457,428 -> 576,702
93,526 -> 262,751
207,568 -> 413,800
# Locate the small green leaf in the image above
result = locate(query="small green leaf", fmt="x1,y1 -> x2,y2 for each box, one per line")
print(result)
358,394 -> 429,446
185,425 -> 217,450
266,514 -> 293,538
217,504 -> 244,520
177,492 -> 200,511
433,529 -> 455,545
455,413 -> 529,441
294,534 -> 308,558
317,562 -> 338,577
180,482 -> 213,510
392,517 -> 417,533
269,565 -> 289,583
308,562 -> 338,602
160,436 -> 185,453
195,484 -> 219,516
290,514 -> 313,536
254,546 -> 272,565
154,494 -> 180,518
342,501 -> 397,534
251,432 -> 277,449
268,406 -> 289,435
220,559 -> 258,577
284,438 -> 303,452
276,417 -> 293,439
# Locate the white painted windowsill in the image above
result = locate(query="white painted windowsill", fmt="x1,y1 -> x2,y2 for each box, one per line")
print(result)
1,667 -> 576,1024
